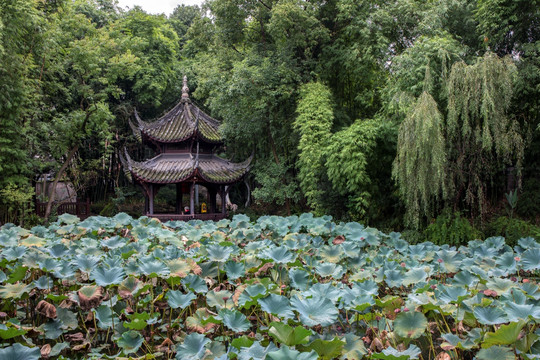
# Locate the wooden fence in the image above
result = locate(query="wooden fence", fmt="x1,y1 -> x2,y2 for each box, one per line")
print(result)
35,198 -> 91,219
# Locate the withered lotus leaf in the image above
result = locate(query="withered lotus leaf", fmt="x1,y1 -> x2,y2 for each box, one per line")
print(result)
36,300 -> 57,319
77,285 -> 103,311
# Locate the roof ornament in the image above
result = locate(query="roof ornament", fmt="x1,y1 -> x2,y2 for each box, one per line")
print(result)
182,75 -> 190,100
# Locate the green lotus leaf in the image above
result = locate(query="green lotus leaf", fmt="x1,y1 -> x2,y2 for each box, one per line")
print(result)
43,319 -> 64,339
266,345 -> 318,360
393,311 -> 427,339
74,255 -> 100,273
57,213 -> 80,225
124,312 -> 151,330
268,322 -> 312,347
440,333 -> 476,350
3,246 -> 27,261
230,335 -> 254,349
372,344 -> 421,359
289,268 -> 310,290
224,261 -> 245,280
50,342 -> 69,357
504,302 -> 540,321
219,309 -> 251,332
138,259 -> 170,277
476,346 -> 515,360
318,245 -> 344,263
6,265 -> 27,284
473,306 -> 508,325
0,282 -> 30,299
262,246 -> 297,264
436,250 -> 462,273
435,285 -> 468,304
94,305 -> 115,329
384,270 -> 404,288
182,274 -> 208,293
485,278 -> 516,294
113,212 -> 133,226
0,324 -> 26,339
206,244 -> 233,262
57,307 -> 78,330
451,270 -> 478,288
48,244 -> 69,258
117,330 -> 144,354
482,320 -> 527,348
206,290 -> 234,310
315,262 -> 345,278
341,333 -> 368,360
236,341 -> 277,360
238,284 -> 267,308
90,266 -> 125,286
0,343 -> 40,360
176,333 -> 211,360
402,267 -> 427,286
521,248 -> 540,271
291,295 -> 338,327
259,294 -> 294,319
101,236 -> 125,249
297,337 -> 345,360
167,290 -> 196,309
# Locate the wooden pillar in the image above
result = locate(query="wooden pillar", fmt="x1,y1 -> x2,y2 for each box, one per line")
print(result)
221,185 -> 226,214
208,187 -> 216,213
149,184 -> 154,215
176,183 -> 182,214
190,183 -> 195,215
144,194 -> 149,214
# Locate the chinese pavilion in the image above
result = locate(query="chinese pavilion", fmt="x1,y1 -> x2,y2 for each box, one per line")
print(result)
120,76 -> 252,221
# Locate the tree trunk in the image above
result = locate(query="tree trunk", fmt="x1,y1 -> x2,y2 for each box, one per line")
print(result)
44,145 -> 79,219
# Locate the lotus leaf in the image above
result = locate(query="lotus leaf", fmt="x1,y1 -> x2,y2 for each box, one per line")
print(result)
236,341 -> 277,360
0,282 -> 29,299
0,324 -> 26,339
473,306 -> 508,325
182,274 -> 208,293
207,290 -> 234,310
482,320 -> 527,348
124,312 -> 151,330
504,302 -> 540,321
117,330 -> 144,354
0,343 -> 40,360
266,345 -> 318,360
56,308 -> 78,330
167,290 -> 196,309
138,259 -> 170,277
341,333 -> 368,360
297,337 -> 345,360
176,333 -> 211,360
219,309 -> 250,332
94,305 -> 115,329
476,346 -> 515,360
262,246 -> 297,264
43,319 -> 64,339
372,344 -> 421,359
290,295 -> 338,327
521,248 -> 540,271
90,266 -> 125,286
258,294 -> 294,318
289,268 -> 310,290
315,262 -> 345,278
206,244 -> 233,262
186,308 -> 219,334
224,261 -> 245,280
393,311 -> 427,339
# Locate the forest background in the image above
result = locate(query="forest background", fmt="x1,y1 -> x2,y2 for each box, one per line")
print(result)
0,0 -> 539,245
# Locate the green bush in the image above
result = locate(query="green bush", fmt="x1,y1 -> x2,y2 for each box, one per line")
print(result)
486,216 -> 540,246
424,209 -> 483,246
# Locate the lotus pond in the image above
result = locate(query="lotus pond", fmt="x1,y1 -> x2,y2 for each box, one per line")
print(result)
0,213 -> 539,359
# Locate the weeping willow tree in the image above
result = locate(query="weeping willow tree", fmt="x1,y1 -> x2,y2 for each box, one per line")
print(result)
447,53 -> 524,218
393,91 -> 448,228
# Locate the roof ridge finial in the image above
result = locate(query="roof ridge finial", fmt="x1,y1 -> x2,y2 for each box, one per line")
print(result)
182,75 -> 190,100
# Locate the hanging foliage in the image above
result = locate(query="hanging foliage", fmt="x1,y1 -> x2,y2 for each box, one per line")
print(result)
446,52 -> 524,217
393,91 -> 448,228
294,82 -> 334,214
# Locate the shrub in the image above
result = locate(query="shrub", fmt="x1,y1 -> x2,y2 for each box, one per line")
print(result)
424,209 -> 483,246
486,216 -> 540,246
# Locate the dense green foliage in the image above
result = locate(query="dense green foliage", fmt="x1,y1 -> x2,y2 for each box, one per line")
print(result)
0,213 -> 539,359
0,0 -> 539,233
